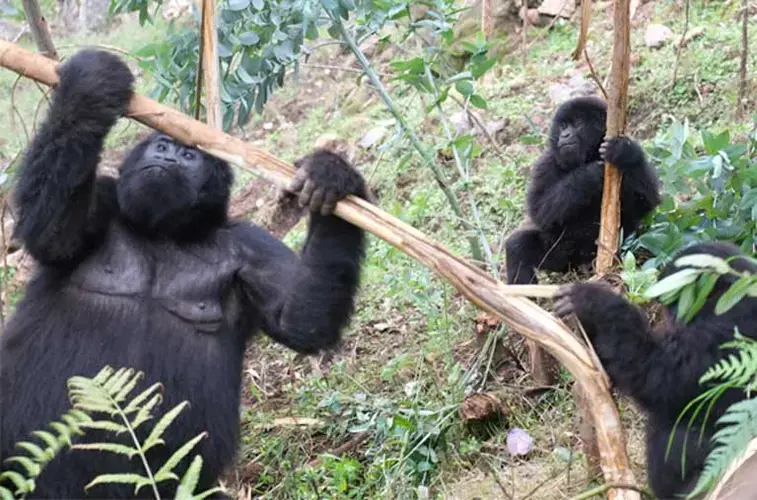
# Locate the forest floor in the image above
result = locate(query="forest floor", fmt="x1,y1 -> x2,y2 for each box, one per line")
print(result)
1,0 -> 755,498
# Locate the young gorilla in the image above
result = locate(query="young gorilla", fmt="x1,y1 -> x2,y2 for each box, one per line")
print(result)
0,50 -> 368,498
505,96 -> 661,285
554,242 -> 757,499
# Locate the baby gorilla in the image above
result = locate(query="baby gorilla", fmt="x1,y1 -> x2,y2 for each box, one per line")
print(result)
1,50 -> 368,498
505,96 -> 661,285
554,242 -> 757,499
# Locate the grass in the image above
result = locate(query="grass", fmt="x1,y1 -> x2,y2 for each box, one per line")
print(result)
0,0 -> 754,498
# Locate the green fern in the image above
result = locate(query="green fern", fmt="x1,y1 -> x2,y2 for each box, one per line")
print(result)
68,366 -> 223,498
0,366 -> 224,499
687,398 -> 757,497
0,409 -> 91,499
671,333 -> 757,499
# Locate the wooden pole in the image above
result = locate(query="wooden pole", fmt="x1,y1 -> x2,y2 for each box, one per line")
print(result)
595,0 -> 631,272
20,0 -> 58,61
198,0 -> 222,128
0,41 -> 639,499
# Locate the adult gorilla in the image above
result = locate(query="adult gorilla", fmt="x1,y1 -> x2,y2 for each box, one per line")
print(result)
505,96 -> 661,285
0,49 -> 367,498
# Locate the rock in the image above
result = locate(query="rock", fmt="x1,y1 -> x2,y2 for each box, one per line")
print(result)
645,24 -> 674,49
548,70 -> 596,105
519,7 -> 546,26
537,0 -> 575,18
358,127 -> 386,150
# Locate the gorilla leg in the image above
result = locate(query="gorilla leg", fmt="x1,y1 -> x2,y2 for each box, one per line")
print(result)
646,420 -> 708,499
505,227 -> 572,285
505,227 -> 571,386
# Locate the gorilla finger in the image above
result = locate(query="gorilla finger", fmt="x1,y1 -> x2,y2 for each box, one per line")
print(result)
554,299 -> 574,318
320,191 -> 339,216
288,170 -> 307,193
309,188 -> 326,213
298,180 -> 316,207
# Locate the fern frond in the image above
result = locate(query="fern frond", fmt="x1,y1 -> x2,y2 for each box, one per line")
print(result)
687,398 -> 757,498
0,408 -> 88,497
175,455 -> 226,500
699,332 -> 757,388
153,432 -> 207,482
143,402 -> 190,452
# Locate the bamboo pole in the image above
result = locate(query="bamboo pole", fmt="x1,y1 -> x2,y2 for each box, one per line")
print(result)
595,0 -> 631,272
0,41 -> 639,499
197,0 -> 222,128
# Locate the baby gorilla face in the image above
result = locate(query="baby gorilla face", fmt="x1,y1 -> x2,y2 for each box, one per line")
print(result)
116,133 -> 231,238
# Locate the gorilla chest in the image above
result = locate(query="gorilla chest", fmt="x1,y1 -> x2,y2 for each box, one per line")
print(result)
69,227 -> 242,328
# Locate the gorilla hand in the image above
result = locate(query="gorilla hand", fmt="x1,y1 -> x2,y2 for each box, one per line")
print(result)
56,49 -> 135,123
554,284 -> 578,319
599,136 -> 644,172
289,150 -> 367,216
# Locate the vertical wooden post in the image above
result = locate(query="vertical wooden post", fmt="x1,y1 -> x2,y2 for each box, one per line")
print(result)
21,0 -> 58,61
595,0 -> 631,273
198,0 -> 222,129
481,0 -> 493,39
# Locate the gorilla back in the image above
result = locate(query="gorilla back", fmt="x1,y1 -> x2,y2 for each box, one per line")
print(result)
0,49 -> 367,498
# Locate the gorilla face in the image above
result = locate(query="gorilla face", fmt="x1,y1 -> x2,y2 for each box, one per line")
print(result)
549,96 -> 607,170
117,132 -> 233,239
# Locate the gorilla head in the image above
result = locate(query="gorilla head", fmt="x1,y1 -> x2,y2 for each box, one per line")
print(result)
549,96 -> 607,169
117,132 -> 233,240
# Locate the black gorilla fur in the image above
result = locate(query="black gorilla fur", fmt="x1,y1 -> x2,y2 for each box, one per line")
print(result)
505,96 -> 661,285
0,49 -> 368,498
555,242 -> 757,499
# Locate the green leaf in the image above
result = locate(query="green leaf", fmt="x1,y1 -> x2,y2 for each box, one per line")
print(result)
79,420 -> 129,434
143,401 -> 190,452
455,80 -> 473,97
471,57 -> 498,79
72,442 -> 139,458
469,94 -> 487,109
155,433 -> 208,481
3,456 -> 41,477
644,268 -> 702,299
683,273 -> 719,323
674,254 -> 732,274
83,473 -> 152,491
0,471 -> 28,492
176,455 -> 204,498
238,31 -> 260,46
123,382 -> 162,414
519,134 -> 542,145
715,276 -> 757,315
227,0 -> 250,11
676,283 -> 696,321
14,441 -> 47,461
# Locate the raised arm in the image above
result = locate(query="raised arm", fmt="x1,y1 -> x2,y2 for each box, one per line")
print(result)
555,282 -> 737,417
233,150 -> 366,353
13,50 -> 133,266
526,154 -> 605,228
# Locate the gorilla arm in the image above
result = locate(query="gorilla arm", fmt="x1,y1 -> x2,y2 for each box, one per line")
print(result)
526,154 -> 604,229
13,51 -> 132,266
555,283 -> 738,417
232,213 -> 364,354
599,136 -> 662,234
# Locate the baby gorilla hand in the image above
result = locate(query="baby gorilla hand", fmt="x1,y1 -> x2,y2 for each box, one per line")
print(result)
55,49 -> 135,122
599,136 -> 641,171
289,149 -> 367,216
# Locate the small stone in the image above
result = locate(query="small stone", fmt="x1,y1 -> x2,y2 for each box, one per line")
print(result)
645,24 -> 674,49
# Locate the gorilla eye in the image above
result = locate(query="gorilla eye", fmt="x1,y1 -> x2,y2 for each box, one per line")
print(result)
156,143 -> 168,152
183,151 -> 197,160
